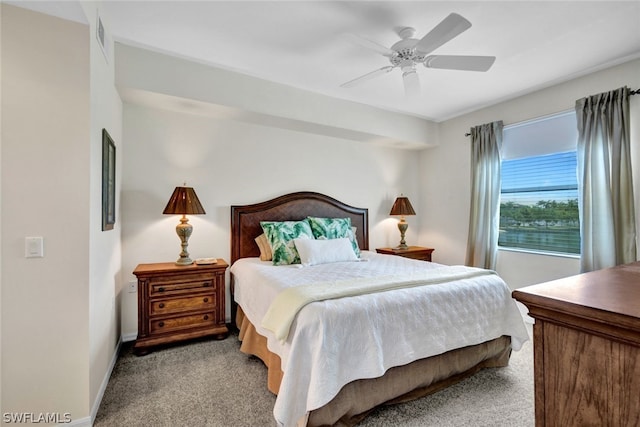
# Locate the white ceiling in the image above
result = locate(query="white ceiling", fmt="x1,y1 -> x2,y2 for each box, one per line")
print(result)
11,1 -> 640,122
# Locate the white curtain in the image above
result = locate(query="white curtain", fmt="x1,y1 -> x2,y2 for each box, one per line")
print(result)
576,87 -> 636,272
466,121 -> 503,270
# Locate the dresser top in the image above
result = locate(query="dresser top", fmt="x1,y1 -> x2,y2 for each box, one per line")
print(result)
513,262 -> 640,346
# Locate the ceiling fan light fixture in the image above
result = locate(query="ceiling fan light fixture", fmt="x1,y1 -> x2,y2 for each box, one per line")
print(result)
402,67 -> 420,95
401,66 -> 416,76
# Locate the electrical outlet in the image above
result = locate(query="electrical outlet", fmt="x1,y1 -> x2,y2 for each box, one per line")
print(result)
128,281 -> 137,293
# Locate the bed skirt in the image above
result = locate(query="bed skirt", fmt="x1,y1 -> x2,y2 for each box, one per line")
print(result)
236,306 -> 512,427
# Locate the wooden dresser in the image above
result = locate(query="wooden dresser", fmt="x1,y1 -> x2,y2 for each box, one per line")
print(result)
133,260 -> 229,355
512,262 -> 640,427
376,246 -> 434,262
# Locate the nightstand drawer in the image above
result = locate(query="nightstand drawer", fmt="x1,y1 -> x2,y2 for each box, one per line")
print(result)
400,251 -> 431,261
133,261 -> 229,355
148,277 -> 214,297
150,312 -> 215,334
150,294 -> 216,315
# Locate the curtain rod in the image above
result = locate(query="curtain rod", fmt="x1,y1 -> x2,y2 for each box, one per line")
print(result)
464,87 -> 639,136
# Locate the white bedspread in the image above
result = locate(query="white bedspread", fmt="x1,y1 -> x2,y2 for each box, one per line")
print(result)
231,251 -> 529,427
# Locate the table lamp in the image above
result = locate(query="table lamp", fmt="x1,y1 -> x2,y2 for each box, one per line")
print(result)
389,195 -> 416,249
163,185 -> 206,265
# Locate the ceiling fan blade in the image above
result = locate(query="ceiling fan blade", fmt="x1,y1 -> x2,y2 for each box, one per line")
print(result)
424,55 -> 496,71
402,69 -> 420,96
344,33 -> 395,57
415,13 -> 472,55
340,66 -> 395,88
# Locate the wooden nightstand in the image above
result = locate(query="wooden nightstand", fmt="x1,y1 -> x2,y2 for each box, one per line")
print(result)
376,246 -> 434,262
133,260 -> 229,355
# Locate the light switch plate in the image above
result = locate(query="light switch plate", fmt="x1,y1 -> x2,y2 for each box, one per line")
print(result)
25,236 -> 44,258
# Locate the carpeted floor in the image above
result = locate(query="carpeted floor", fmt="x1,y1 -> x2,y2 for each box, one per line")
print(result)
95,325 -> 534,427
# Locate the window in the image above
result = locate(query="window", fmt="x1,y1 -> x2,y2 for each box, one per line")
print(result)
499,112 -> 580,255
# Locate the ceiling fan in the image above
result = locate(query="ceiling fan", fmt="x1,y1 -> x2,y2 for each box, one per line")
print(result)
341,13 -> 496,96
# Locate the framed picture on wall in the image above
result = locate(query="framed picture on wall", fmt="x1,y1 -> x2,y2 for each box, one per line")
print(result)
102,129 -> 116,231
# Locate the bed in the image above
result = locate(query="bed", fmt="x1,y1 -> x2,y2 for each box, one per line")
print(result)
230,191 -> 529,427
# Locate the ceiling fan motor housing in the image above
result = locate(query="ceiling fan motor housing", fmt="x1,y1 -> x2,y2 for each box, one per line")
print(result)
390,30 -> 427,67
389,45 -> 427,67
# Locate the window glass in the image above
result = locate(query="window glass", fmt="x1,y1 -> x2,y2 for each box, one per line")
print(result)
499,112 -> 580,255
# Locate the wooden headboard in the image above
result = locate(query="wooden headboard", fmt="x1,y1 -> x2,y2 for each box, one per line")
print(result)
230,191 -> 369,265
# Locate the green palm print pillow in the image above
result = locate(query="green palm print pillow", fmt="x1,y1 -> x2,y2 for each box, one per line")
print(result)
260,220 -> 315,265
306,217 -> 360,257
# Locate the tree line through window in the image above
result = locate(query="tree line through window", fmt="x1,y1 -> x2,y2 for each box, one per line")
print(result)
499,122 -> 580,255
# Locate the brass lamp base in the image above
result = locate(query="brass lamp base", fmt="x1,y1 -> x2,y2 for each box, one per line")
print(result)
396,217 -> 409,249
175,256 -> 193,266
175,215 -> 194,265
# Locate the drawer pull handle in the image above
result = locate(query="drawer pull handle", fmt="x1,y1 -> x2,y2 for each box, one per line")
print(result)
159,303 -> 165,308
158,321 -> 165,327
158,287 -> 165,292
203,298 -> 209,303
203,315 -> 209,320
203,282 -> 210,287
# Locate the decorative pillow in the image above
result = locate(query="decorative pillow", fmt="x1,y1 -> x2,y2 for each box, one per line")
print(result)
307,217 -> 360,257
260,220 -> 315,265
294,238 -> 358,266
254,233 -> 272,261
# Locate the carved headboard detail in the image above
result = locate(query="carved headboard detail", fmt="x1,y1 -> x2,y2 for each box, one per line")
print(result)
230,192 -> 369,265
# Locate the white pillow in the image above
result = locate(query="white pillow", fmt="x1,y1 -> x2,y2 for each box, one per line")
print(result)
293,237 -> 358,266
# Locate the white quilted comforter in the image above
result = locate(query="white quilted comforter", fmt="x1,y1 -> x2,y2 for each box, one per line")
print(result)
230,251 -> 529,427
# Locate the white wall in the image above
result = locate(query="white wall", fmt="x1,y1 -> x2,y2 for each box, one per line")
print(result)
120,103 -> 420,336
420,59 -> 640,289
115,44 -> 438,150
79,1 -> 124,421
0,2 -> 4,412
1,4 -> 90,420
1,4 -> 123,424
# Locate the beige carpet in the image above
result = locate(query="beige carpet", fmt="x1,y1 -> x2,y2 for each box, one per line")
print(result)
95,325 -> 533,427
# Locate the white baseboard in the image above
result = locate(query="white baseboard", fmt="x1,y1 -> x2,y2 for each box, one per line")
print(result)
63,416 -> 91,427
88,336 -> 123,425
122,332 -> 137,342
